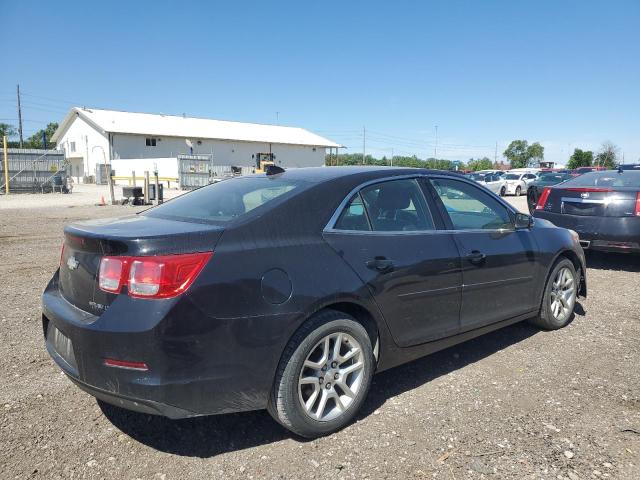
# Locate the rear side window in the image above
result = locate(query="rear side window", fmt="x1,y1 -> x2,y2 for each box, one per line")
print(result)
334,178 -> 435,232
145,176 -> 304,223
560,171 -> 640,188
335,193 -> 370,231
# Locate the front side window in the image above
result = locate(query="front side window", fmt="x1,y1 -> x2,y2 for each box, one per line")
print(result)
334,178 -> 434,232
430,178 -> 513,230
504,173 -> 520,180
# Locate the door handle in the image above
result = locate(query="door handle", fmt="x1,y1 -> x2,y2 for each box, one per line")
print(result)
366,257 -> 395,273
466,250 -> 487,265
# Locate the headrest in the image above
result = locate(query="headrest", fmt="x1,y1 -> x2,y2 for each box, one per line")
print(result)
375,183 -> 411,210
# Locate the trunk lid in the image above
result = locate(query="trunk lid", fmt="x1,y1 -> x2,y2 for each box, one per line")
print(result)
543,187 -> 638,217
59,214 -> 223,314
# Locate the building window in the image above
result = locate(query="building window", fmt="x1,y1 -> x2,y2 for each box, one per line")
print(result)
69,141 -> 76,153
146,138 -> 157,147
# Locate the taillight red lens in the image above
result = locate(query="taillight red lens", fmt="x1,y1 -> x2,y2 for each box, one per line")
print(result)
536,187 -> 551,210
98,257 -> 129,293
635,192 -> 640,217
564,187 -> 613,192
98,252 -> 212,298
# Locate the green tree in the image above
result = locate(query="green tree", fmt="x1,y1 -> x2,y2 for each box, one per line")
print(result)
25,122 -> 58,149
503,140 -> 545,168
528,142 -> 544,166
503,140 -> 529,168
0,123 -> 17,139
594,141 -> 618,169
467,157 -> 493,171
566,148 -> 594,169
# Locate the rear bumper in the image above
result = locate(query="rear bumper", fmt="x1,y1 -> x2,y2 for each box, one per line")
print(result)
42,273 -> 297,418
534,211 -> 640,253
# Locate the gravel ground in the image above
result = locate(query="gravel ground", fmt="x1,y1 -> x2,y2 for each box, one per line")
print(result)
1,196 -> 639,480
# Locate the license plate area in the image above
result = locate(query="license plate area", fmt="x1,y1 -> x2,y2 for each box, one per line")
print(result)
47,323 -> 77,370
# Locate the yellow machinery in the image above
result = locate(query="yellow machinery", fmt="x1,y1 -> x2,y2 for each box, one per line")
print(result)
255,153 -> 275,173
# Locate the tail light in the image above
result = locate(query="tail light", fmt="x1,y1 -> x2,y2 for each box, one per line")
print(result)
565,187 -> 613,192
536,187 -> 551,210
635,192 -> 640,217
98,252 -> 212,299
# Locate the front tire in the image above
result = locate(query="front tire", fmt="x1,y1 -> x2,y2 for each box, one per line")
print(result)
529,258 -> 577,330
268,310 -> 375,438
500,186 -> 506,197
515,186 -> 522,196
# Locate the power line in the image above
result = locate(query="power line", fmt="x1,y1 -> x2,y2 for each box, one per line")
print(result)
20,91 -> 82,106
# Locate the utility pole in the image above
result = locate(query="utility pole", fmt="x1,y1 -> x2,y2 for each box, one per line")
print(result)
16,84 -> 24,148
434,125 -> 438,158
494,141 -> 498,165
3,135 -> 9,194
363,126 -> 366,164
391,147 -> 394,166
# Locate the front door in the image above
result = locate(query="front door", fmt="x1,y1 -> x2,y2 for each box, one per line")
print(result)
324,178 -> 462,347
427,176 -> 539,331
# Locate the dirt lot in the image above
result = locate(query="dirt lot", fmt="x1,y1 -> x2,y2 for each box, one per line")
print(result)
1,196 -> 639,479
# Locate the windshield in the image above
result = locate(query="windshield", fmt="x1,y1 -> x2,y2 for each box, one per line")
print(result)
560,171 -> 640,188
505,174 -> 521,180
144,176 -> 307,223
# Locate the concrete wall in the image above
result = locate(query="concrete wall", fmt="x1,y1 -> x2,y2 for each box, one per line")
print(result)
111,133 -> 326,168
56,116 -> 109,183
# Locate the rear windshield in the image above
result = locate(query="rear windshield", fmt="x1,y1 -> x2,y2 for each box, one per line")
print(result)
539,173 -> 571,182
561,171 -> 640,188
144,176 -> 306,223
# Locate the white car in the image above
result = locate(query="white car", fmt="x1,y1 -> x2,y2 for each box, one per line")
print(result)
503,172 -> 538,196
467,172 -> 507,196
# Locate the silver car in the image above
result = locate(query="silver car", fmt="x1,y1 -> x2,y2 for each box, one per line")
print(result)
468,172 -> 507,196
503,172 -> 538,196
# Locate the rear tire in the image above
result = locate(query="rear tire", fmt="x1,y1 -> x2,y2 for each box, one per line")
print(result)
267,310 -> 375,438
500,186 -> 506,197
528,258 -> 577,330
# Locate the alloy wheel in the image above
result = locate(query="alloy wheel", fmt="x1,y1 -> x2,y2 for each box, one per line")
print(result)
549,266 -> 575,322
298,332 -> 365,422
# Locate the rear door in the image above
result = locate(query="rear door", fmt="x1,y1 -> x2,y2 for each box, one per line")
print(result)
324,177 -> 463,347
427,176 -> 539,331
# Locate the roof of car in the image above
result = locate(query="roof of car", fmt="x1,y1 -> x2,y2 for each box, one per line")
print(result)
253,166 -> 456,183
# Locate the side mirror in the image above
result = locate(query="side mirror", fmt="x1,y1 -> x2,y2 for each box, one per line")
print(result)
515,213 -> 533,229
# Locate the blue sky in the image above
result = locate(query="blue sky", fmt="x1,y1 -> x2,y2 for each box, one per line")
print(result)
2,0 -> 639,165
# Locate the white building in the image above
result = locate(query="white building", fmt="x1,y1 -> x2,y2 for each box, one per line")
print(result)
52,107 -> 341,185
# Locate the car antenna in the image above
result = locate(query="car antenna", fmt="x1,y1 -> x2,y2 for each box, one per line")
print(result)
265,165 -> 286,176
